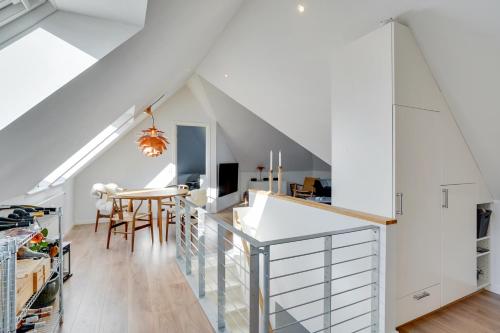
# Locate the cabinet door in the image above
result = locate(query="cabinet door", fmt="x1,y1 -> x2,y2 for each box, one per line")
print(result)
395,106 -> 442,299
442,184 -> 476,305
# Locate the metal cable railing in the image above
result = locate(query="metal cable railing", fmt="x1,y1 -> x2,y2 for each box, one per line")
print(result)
175,197 -> 380,333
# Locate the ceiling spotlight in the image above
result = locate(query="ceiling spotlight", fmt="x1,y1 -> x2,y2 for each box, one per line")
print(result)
224,73 -> 229,78
297,4 -> 305,13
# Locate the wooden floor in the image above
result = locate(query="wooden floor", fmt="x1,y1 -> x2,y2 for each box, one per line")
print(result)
398,291 -> 500,333
60,222 -> 214,333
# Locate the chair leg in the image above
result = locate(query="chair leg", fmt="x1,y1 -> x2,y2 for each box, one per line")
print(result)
165,210 -> 170,241
124,222 -> 128,240
95,210 -> 100,232
106,219 -> 114,249
131,219 -> 136,253
148,200 -> 154,244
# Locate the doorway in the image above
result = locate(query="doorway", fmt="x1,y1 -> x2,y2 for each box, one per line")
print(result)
176,125 -> 207,189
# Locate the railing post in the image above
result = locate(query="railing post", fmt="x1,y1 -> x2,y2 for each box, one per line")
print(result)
249,244 -> 260,333
198,209 -> 206,298
217,224 -> 226,331
324,235 -> 332,333
175,197 -> 182,260
7,238 -> 16,333
0,240 -> 10,333
185,203 -> 192,275
262,245 -> 271,333
371,228 -> 380,333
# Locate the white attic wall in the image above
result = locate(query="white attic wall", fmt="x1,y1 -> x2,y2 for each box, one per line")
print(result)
190,75 -> 330,202
195,77 -> 326,172
0,0 -> 243,202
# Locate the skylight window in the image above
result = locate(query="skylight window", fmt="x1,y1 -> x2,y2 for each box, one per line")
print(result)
29,107 -> 137,194
0,0 -> 46,27
0,27 -> 97,131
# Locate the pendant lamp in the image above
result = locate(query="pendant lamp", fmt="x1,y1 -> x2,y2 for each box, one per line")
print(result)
137,106 -> 169,157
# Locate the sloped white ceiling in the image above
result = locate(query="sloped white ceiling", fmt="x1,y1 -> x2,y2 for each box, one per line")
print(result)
0,0 -> 243,202
195,77 -> 329,172
198,0 -> 442,164
50,0 -> 148,26
199,0 -> 500,198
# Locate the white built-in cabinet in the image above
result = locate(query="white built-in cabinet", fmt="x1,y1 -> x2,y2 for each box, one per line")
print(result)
332,21 -> 493,327
394,106 -> 442,299
441,184 -> 477,305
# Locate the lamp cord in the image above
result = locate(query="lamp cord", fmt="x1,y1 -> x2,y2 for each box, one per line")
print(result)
149,94 -> 165,127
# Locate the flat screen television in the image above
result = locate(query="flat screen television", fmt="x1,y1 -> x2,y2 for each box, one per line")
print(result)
218,163 -> 238,197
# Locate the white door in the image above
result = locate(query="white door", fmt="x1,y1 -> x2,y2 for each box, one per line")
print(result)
395,105 -> 442,299
441,183 -> 477,305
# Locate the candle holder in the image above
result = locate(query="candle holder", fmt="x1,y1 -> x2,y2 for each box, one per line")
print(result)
277,166 -> 283,195
268,169 -> 273,193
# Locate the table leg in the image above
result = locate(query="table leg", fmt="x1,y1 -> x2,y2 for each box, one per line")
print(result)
158,199 -> 163,243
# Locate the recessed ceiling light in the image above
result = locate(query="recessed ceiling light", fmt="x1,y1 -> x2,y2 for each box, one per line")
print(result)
224,73 -> 229,78
297,4 -> 305,13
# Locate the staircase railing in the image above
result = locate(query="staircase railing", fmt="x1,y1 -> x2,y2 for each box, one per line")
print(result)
175,197 -> 380,333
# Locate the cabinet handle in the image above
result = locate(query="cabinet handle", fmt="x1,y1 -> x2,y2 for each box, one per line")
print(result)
442,189 -> 449,208
413,291 -> 430,301
396,193 -> 403,215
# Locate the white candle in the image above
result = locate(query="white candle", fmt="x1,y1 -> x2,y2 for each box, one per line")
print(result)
270,150 -> 273,170
279,151 -> 282,167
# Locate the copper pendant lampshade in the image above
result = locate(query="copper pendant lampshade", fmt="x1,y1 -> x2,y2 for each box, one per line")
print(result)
137,106 -> 169,157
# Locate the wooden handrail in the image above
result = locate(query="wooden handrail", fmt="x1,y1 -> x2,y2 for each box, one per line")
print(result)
248,189 -> 397,225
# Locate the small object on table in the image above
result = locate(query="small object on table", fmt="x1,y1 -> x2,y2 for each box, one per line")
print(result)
256,165 -> 265,181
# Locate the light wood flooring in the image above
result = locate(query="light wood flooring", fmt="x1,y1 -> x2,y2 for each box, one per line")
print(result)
398,290 -> 500,333
60,222 -> 214,333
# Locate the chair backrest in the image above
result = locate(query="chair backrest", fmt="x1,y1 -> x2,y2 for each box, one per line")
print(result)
91,183 -> 107,199
302,177 -> 317,192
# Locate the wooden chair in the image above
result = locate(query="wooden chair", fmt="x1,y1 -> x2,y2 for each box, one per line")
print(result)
293,177 -> 317,198
106,198 -> 153,252
92,183 -> 128,232
162,184 -> 190,241
94,189 -> 110,232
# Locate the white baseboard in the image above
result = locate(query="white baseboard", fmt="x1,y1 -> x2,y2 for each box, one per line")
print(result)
75,219 -> 95,225
487,283 -> 500,295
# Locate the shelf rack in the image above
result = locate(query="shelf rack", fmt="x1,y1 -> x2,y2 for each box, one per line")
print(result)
476,203 -> 493,290
0,208 -> 64,333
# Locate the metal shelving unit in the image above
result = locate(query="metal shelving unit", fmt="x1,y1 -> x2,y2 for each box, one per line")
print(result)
0,207 -> 63,333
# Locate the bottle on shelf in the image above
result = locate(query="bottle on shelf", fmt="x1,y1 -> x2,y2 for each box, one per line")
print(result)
27,306 -> 53,315
16,321 -> 45,333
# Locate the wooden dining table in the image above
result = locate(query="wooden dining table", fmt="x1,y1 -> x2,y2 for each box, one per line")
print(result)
110,188 -> 189,243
